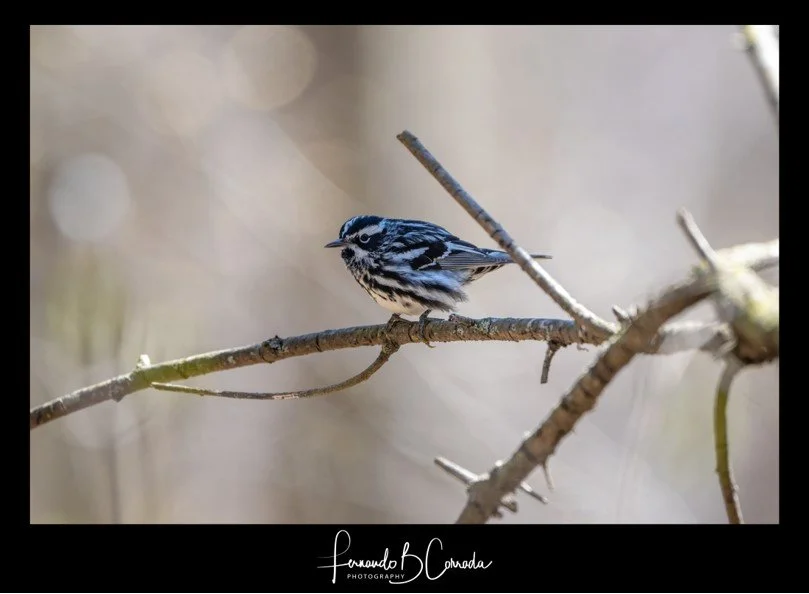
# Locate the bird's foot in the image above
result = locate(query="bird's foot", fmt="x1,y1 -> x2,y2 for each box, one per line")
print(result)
418,310 -> 435,348
385,313 -> 403,335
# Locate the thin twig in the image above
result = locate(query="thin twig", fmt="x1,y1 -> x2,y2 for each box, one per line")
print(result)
541,342 -> 561,384
152,342 -> 399,401
740,25 -> 779,122
396,130 -> 616,340
715,357 -> 744,524
677,208 -> 719,267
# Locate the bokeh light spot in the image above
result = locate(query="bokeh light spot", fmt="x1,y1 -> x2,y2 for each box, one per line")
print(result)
221,25 -> 317,111
48,153 -> 131,242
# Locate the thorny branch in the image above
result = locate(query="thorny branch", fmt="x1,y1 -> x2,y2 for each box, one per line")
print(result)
454,223 -> 777,524
434,456 -> 547,518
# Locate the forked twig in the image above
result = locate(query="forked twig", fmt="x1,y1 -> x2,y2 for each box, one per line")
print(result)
152,342 -> 400,401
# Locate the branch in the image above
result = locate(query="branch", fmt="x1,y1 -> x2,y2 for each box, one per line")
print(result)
715,358 -> 744,524
677,210 -> 778,524
740,25 -> 779,122
30,236 -> 778,432
678,209 -> 779,364
456,278 -> 708,523
454,218 -> 778,523
29,317 -> 583,430
151,341 -> 399,400
396,130 -> 616,341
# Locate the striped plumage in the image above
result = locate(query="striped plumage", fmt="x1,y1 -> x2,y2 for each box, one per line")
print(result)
325,215 -> 552,317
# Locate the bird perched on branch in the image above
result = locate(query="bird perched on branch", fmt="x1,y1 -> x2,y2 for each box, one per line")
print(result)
325,215 -> 552,346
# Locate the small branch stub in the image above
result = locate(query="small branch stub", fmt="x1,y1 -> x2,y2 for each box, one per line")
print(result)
434,456 -> 547,519
541,341 -> 562,384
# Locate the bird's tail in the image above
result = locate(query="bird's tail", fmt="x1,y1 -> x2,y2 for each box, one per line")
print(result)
489,251 -> 553,266
501,252 -> 552,261
488,250 -> 552,263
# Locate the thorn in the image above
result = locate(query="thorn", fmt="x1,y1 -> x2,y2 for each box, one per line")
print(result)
541,459 -> 555,492
500,494 -> 519,514
612,305 -> 629,322
518,482 -> 549,505
434,456 -> 477,486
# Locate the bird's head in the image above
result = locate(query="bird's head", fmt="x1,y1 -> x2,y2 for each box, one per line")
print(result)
325,215 -> 388,262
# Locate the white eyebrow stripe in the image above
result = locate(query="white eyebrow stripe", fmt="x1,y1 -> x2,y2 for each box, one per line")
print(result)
356,224 -> 383,236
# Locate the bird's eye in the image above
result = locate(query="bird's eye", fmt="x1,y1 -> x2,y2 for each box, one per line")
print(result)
359,233 -> 370,244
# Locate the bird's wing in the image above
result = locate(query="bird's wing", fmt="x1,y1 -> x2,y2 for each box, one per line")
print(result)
438,242 -> 552,270
390,228 -> 551,271
437,245 -> 513,269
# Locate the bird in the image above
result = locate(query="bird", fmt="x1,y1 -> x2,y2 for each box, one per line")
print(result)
325,215 -> 552,346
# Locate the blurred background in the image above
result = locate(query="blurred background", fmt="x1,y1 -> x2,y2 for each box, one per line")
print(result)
30,25 -> 779,523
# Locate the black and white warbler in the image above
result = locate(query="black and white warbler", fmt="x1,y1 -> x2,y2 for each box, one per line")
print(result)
325,215 -> 552,345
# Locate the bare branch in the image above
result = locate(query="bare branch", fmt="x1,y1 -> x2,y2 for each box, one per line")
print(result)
396,130 -> 616,340
455,275 -> 710,523
453,214 -> 778,523
715,357 -> 744,524
740,25 -> 779,121
30,234 -> 778,431
151,341 -> 399,401
29,317 -> 581,430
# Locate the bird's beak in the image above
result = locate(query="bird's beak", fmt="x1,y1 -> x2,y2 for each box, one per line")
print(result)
324,239 -> 346,248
